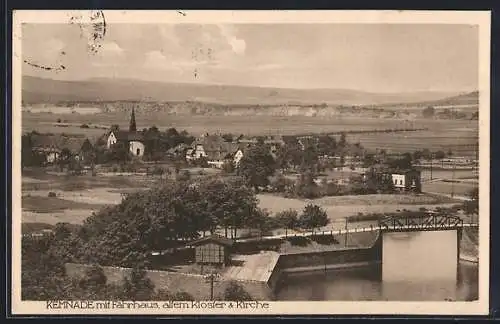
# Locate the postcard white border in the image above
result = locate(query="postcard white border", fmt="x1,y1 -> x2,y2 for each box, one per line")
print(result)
11,9 -> 491,316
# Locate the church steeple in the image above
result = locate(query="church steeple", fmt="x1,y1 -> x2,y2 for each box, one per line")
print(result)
129,107 -> 137,132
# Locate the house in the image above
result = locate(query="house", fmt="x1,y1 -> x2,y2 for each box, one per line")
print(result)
233,148 -> 244,166
186,135 -> 241,168
391,169 -> 422,192
189,234 -> 234,266
105,107 -> 145,157
29,133 -> 94,165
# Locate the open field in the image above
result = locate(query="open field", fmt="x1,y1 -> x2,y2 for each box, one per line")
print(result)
23,112 -> 478,155
21,167 -> 464,228
422,180 -> 476,197
257,193 -> 461,224
22,195 -> 108,213
421,169 -> 477,181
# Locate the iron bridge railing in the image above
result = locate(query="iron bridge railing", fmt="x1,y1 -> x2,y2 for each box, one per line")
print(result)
378,214 -> 464,231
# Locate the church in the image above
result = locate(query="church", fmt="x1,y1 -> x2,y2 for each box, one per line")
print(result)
106,107 -> 145,157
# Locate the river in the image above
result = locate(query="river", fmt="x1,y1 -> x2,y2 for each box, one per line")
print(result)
275,230 -> 478,301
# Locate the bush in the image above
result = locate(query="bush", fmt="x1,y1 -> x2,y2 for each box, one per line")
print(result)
48,192 -> 57,198
80,124 -> 90,128
149,166 -> 165,176
223,281 -> 253,301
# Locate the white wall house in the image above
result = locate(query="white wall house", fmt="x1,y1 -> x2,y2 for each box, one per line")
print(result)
392,174 -> 406,189
193,144 -> 207,159
233,149 -> 244,166
129,141 -> 145,157
107,132 -> 117,149
391,171 -> 421,192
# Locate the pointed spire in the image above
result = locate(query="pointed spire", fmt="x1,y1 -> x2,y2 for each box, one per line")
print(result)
129,106 -> 137,132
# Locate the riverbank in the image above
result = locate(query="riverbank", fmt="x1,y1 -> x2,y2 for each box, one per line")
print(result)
64,226 -> 478,301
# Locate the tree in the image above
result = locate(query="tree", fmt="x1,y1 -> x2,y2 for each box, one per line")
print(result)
434,150 -> 446,159
270,174 -> 294,193
275,141 -> 303,171
294,171 -> 320,199
198,178 -> 259,238
58,148 -> 73,171
388,153 -> 413,171
237,145 -> 276,192
412,150 -> 423,161
338,133 -> 347,149
223,281 -> 253,301
81,265 -> 107,288
74,177 -> 261,266
463,187 -> 479,217
22,134 -> 44,167
317,135 -> 337,156
109,141 -> 131,164
300,145 -> 319,173
362,153 -> 377,167
221,133 -> 234,142
275,209 -> 299,236
298,204 -> 329,233
422,106 -> 435,118
222,160 -> 235,174
421,148 -> 432,160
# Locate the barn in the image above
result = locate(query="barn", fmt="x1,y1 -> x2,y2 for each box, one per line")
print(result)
189,235 -> 234,266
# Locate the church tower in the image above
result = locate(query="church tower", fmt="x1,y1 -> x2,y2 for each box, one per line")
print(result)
129,107 -> 137,132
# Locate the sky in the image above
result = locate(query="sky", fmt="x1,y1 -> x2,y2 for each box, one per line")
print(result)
21,23 -> 479,93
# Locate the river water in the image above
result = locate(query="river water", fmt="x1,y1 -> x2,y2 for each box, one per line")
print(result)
275,230 -> 478,301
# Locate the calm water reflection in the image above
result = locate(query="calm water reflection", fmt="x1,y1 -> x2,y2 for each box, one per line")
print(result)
276,230 -> 478,301
275,262 -> 478,301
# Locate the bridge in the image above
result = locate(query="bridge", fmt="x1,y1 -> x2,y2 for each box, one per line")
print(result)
236,214 -> 478,243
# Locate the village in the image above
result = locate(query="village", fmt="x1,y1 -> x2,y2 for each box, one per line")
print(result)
22,107 -> 440,195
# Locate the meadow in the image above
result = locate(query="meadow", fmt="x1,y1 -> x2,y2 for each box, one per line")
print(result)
22,112 -> 478,155
21,167 -> 463,231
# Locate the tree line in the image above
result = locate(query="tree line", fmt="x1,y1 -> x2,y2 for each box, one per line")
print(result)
22,235 -> 252,301
25,177 -> 330,268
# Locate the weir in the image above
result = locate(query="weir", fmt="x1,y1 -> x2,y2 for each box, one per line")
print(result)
262,215 -> 477,295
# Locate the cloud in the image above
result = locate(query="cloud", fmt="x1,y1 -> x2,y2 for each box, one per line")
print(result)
217,25 -> 246,55
99,41 -> 124,56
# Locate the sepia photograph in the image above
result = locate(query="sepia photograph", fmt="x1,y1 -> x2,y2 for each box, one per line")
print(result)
11,10 -> 490,315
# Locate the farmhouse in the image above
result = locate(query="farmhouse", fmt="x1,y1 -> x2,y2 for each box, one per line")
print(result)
186,134 -> 242,168
391,169 -> 422,192
29,133 -> 94,165
106,108 -> 145,157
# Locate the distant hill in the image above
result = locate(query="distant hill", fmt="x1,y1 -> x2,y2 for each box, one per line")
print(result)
422,91 -> 479,107
365,91 -> 479,109
21,76 -> 461,106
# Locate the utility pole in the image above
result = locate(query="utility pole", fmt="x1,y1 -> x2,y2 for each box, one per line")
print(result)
344,217 -> 348,247
204,271 -> 220,301
430,153 -> 433,181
